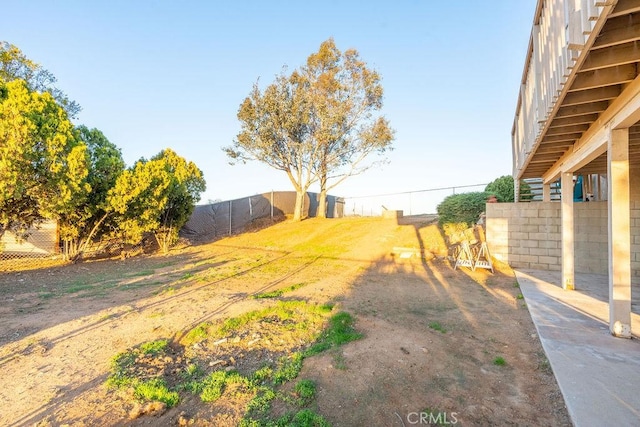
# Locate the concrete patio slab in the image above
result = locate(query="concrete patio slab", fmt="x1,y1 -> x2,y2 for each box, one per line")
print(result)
515,269 -> 640,426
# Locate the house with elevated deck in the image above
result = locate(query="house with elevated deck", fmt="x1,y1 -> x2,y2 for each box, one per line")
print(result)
487,0 -> 640,338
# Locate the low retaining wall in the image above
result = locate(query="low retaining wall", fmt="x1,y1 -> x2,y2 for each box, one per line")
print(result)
485,201 -> 638,276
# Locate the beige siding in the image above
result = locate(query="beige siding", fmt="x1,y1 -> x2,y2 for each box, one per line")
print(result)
0,220 -> 58,255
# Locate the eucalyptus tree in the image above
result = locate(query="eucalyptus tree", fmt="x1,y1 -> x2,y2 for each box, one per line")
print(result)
226,38 -> 393,220
302,38 -> 394,217
226,69 -> 315,221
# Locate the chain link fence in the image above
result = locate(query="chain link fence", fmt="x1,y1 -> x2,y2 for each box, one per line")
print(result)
180,191 -> 344,242
2,185 -> 497,272
343,184 -> 488,217
1,190 -> 346,271
0,220 -> 58,256
0,220 -> 62,271
0,221 -> 150,272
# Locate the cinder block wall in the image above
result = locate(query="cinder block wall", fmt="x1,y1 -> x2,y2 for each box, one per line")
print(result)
575,202 -> 608,273
486,201 -> 610,274
486,202 -> 562,270
487,167 -> 640,275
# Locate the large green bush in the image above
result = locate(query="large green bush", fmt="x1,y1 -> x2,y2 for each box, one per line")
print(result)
485,175 -> 532,202
436,192 -> 488,227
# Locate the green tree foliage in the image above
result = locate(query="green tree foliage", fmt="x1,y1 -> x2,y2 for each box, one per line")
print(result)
485,175 -> 532,202
79,126 -> 125,206
2,42 -> 204,260
436,192 -> 488,227
1,41 -> 80,117
226,38 -> 393,220
107,148 -> 206,254
0,79 -> 89,242
59,126 -> 125,258
226,69 -> 314,221
301,38 -> 394,218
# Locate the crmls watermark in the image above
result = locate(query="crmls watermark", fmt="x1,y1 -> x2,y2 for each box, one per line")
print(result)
406,411 -> 458,425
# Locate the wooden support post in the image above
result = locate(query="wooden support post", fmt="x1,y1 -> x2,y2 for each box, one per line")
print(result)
561,172 -> 575,290
543,183 -> 551,202
608,128 -> 632,338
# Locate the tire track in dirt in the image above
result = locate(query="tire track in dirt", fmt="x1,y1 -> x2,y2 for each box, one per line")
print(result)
0,251 -> 320,426
171,255 -> 321,343
0,249 -> 288,367
0,217 -> 403,426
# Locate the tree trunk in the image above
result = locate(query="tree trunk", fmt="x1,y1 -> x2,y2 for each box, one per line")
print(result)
316,169 -> 328,218
72,212 -> 109,261
293,190 -> 306,221
317,190 -> 327,218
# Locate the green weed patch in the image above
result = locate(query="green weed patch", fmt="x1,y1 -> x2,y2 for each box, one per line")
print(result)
106,301 -> 360,424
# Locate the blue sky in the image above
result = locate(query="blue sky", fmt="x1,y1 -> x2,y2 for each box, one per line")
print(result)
4,1 -> 536,212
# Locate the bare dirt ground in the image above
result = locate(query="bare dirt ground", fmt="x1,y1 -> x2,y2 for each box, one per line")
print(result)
0,216 -> 571,426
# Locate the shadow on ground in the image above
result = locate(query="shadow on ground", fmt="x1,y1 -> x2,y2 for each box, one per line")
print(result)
0,216 -> 572,426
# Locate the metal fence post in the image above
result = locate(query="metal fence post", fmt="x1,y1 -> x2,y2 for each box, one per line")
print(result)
229,200 -> 232,235
409,192 -> 412,216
